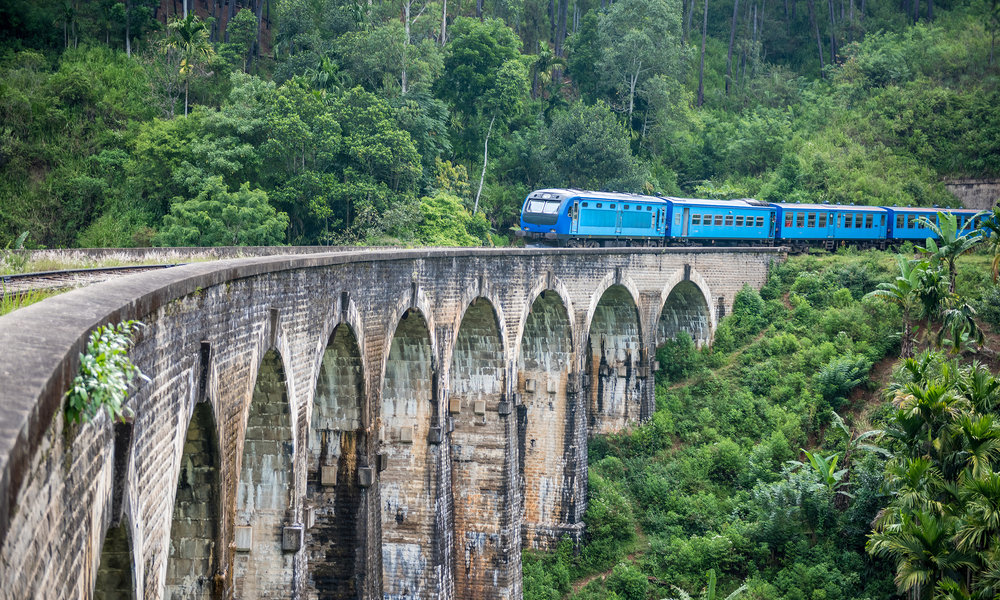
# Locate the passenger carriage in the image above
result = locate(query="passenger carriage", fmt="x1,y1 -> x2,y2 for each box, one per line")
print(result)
664,198 -> 775,244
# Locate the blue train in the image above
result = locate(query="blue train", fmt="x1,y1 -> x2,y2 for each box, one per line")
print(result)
516,188 -> 989,249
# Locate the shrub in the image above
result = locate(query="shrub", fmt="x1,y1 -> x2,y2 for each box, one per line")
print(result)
977,285 -> 1000,330
608,562 -> 648,600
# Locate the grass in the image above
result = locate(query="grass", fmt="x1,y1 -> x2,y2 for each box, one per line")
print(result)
0,288 -> 64,316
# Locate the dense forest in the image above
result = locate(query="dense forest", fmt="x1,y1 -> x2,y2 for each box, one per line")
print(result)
0,0 -> 998,248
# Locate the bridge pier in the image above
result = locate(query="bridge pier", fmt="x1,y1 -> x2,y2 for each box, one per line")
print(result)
0,247 -> 784,600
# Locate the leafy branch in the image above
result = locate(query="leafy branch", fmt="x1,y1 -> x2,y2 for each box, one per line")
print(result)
65,321 -> 148,424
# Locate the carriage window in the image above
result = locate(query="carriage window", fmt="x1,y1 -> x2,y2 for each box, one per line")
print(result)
692,214 -> 701,225
714,214 -> 723,226
676,214 -> 682,225
596,203 -> 602,208
746,216 -> 754,227
807,213 -> 816,227
756,216 -> 764,227
735,216 -> 744,226
610,204 -> 616,209
724,215 -> 733,226
647,206 -> 652,211
906,215 -> 914,228
819,213 -> 827,227
880,215 -> 885,227
785,214 -> 793,227
865,214 -> 873,228
796,213 -> 804,227
845,214 -> 853,228
896,215 -> 904,228
853,214 -> 861,228
624,205 -> 629,210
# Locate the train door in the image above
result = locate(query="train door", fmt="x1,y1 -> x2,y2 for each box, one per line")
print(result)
615,205 -> 623,235
769,213 -> 776,238
658,208 -> 667,234
827,212 -> 835,238
570,201 -> 580,234
681,208 -> 690,237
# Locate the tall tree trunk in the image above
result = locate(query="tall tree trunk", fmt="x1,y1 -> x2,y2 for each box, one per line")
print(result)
686,0 -> 695,42
402,0 -> 410,93
827,0 -> 837,62
726,0 -> 740,94
628,63 -> 640,121
255,0 -> 265,62
556,0 -> 568,56
807,0 -> 824,75
125,0 -> 132,56
698,0 -> 708,106
478,0 -> 484,19
183,0 -> 188,19
848,0 -> 854,42
474,116 -> 496,215
927,0 -> 932,20
440,0 -> 447,44
184,78 -> 189,116
913,0 -> 919,22
226,0 -> 234,42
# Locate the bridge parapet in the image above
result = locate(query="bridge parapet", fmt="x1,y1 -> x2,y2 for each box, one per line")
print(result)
0,246 -> 785,600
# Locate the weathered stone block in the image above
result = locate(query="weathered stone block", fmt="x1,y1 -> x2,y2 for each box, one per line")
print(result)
282,526 -> 303,552
235,526 -> 253,552
321,465 -> 338,487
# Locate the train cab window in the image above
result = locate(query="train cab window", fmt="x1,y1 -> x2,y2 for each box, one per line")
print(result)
714,214 -> 724,226
724,215 -> 733,226
736,216 -> 744,226
819,213 -> 827,227
796,213 -> 804,227
865,214 -> 873,228
692,214 -> 701,225
807,213 -> 816,227
756,216 -> 764,227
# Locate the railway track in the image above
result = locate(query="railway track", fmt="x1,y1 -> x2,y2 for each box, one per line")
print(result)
0,264 -> 183,295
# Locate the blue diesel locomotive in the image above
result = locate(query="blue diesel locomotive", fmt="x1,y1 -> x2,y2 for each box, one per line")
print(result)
517,188 -> 988,249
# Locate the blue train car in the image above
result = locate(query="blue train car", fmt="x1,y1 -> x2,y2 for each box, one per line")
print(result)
518,188 -> 669,245
663,198 -> 775,242
885,206 -> 987,241
773,203 -> 888,247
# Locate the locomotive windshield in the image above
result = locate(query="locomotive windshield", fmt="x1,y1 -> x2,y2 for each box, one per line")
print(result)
526,199 -> 562,214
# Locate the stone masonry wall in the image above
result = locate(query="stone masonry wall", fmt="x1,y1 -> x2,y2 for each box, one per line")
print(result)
0,247 -> 784,600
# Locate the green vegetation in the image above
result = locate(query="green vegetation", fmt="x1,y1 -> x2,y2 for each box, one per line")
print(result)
1,0 -> 997,249
65,321 -> 147,424
0,288 -> 63,316
524,244 -> 1000,600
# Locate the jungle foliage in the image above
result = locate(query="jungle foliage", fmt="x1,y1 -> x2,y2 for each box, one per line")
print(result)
0,0 -> 997,249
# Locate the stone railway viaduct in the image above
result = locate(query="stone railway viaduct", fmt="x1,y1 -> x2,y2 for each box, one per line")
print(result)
0,246 -> 784,600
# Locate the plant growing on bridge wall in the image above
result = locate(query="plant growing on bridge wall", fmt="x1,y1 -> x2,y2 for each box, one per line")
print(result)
65,320 -> 148,424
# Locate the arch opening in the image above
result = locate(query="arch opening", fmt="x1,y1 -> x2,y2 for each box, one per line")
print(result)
657,281 -> 711,348
586,285 -> 642,435
307,324 -> 364,599
166,402 -> 221,600
380,309 -> 437,600
94,519 -> 135,599
517,291 -> 577,549
449,297 -> 510,599
234,349 -> 295,599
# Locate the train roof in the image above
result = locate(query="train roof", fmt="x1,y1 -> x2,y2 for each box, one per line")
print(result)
661,197 -> 772,209
529,189 -> 667,203
770,202 -> 885,212
883,205 -> 983,214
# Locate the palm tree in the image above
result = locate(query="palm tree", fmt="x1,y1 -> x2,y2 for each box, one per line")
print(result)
917,212 -> 983,293
866,255 -> 929,357
868,510 -> 971,599
977,207 -> 1000,283
165,14 -> 215,116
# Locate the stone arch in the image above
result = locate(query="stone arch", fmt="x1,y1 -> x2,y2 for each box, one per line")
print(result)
445,286 -> 511,375
234,349 -> 295,599
586,284 -> 643,435
94,518 -> 135,599
449,297 -> 511,600
517,289 -> 579,549
166,401 -> 221,600
380,308 -> 438,600
657,280 -> 713,348
655,268 -> 716,347
512,276 -> 576,354
306,323 -> 365,599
